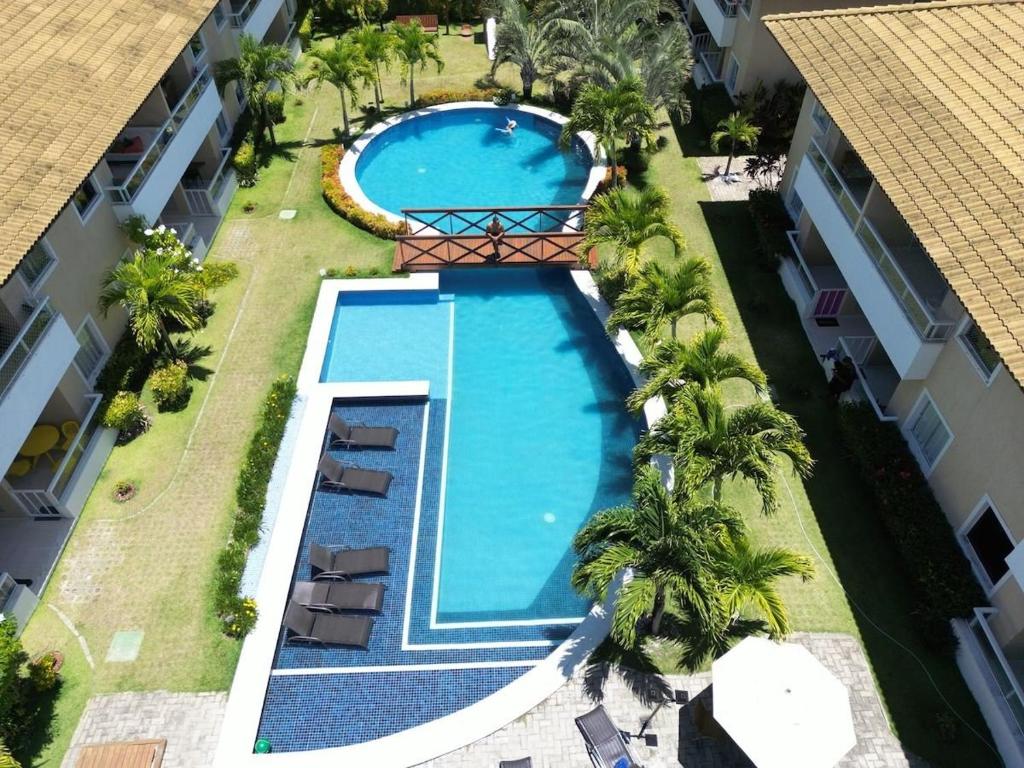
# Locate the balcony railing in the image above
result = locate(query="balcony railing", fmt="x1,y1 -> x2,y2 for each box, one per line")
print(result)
230,0 -> 259,28
184,149 -> 234,217
969,608 -> 1024,743
805,138 -> 954,342
0,300 -> 57,402
712,0 -> 739,17
699,50 -> 724,81
838,336 -> 899,422
105,66 -> 213,205
786,230 -> 818,298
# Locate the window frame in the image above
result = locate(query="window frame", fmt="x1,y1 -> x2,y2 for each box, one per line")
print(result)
216,110 -> 230,140
724,54 -> 741,96
739,0 -> 753,19
784,187 -> 804,223
903,389 -> 953,475
72,316 -> 110,386
72,175 -> 103,224
957,316 -> 1002,386
212,1 -> 227,29
959,496 -> 1016,595
16,237 -> 59,294
811,98 -> 832,135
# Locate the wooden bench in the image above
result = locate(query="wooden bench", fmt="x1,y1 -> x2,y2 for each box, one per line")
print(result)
76,738 -> 166,768
395,14 -> 439,32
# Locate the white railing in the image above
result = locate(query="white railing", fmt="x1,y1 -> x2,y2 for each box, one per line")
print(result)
184,149 -> 233,216
105,66 -> 213,205
700,50 -> 724,81
970,608 -> 1024,742
0,299 -> 57,402
786,230 -> 818,297
690,31 -> 712,53
229,0 -> 263,29
805,138 -> 954,342
838,336 -> 898,422
712,0 -> 739,17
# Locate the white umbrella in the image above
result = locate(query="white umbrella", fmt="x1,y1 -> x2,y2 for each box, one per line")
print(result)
712,637 -> 857,768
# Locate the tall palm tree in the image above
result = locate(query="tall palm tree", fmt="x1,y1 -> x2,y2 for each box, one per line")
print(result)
305,36 -> 371,135
352,25 -> 396,112
559,77 -> 655,186
608,258 -> 720,341
99,250 -> 202,353
393,20 -> 445,106
572,465 -> 744,646
491,0 -> 559,99
637,387 -> 813,514
627,327 -> 767,412
710,111 -> 761,176
581,186 -> 682,277
215,34 -> 296,147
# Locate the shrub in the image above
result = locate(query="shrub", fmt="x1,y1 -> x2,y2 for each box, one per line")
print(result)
320,145 -> 407,240
95,335 -> 155,402
265,92 -> 286,125
213,375 -> 297,637
298,9 -> 313,49
694,83 -> 735,136
412,87 -> 500,108
837,402 -> 985,653
0,741 -> 21,768
594,267 -> 629,309
233,140 -> 259,187
492,87 -> 516,106
598,165 -> 628,192
148,360 -> 191,411
26,654 -> 59,694
102,392 -> 150,441
748,189 -> 792,270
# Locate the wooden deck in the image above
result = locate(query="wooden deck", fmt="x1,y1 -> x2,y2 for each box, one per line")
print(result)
393,233 -> 596,272
75,738 -> 166,767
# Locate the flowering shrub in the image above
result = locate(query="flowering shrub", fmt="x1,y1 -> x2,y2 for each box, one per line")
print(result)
412,87 -> 499,107
233,140 -> 259,187
148,360 -> 191,411
213,375 -> 297,637
597,165 -> 628,192
102,392 -> 150,442
320,145 -> 407,239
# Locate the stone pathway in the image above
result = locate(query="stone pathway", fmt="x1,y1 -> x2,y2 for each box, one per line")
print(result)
419,634 -> 923,768
61,691 -> 227,768
696,155 -> 783,202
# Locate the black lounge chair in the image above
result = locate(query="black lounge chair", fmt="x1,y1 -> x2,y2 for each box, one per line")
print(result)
329,413 -> 399,450
499,759 -> 533,768
291,580 -> 385,612
318,454 -> 393,496
309,542 -> 390,580
576,705 -> 642,768
283,601 -> 373,648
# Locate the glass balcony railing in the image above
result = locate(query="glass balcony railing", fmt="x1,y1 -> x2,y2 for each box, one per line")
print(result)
713,0 -> 739,17
230,0 -> 259,28
0,300 -> 57,402
105,66 -> 213,205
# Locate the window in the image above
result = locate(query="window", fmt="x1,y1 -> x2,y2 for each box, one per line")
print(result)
18,240 -> 57,290
739,0 -> 752,17
811,99 -> 832,134
724,56 -> 740,94
189,32 -> 207,63
962,500 -> 1015,589
212,2 -> 226,28
959,319 -> 1001,382
906,392 -> 952,471
74,319 -> 108,384
785,188 -> 804,222
216,111 -> 230,140
72,176 -> 101,221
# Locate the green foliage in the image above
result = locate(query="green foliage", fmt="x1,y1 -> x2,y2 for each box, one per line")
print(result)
710,112 -> 761,175
26,655 -> 59,694
233,140 -> 259,188
694,83 -> 734,137
213,376 -> 297,637
736,79 -> 805,154
0,620 -> 27,734
215,34 -> 296,146
352,25 -> 398,112
298,8 -> 313,49
608,258 -> 720,340
412,86 -> 499,107
320,145 -> 407,238
305,35 -> 372,134
837,402 -> 984,652
0,741 -> 22,768
120,214 -> 151,244
491,0 -> 560,99
95,335 -> 155,402
393,20 -> 445,105
148,360 -> 191,411
747,189 -> 792,270
265,91 -> 286,124
101,392 -> 150,439
582,185 -> 682,277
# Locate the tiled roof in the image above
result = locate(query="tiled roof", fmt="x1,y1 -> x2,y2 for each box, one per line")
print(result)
0,0 -> 217,283
765,0 -> 1024,385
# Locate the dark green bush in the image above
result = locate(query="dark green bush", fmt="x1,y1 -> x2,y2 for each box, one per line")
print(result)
837,402 -> 985,653
213,375 -> 297,637
748,189 -> 792,270
265,92 -> 286,125
694,83 -> 735,136
95,335 -> 155,402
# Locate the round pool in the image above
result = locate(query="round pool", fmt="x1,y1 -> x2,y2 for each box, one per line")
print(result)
341,103 -> 603,225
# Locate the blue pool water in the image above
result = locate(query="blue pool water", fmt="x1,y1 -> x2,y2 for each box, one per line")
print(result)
321,270 -> 638,623
354,108 -> 593,223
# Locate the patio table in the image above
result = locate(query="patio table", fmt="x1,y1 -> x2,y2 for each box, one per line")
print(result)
19,425 -> 60,468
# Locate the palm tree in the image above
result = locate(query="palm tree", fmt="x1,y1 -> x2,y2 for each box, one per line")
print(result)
572,465 -> 744,647
393,20 -> 444,106
491,0 -> 559,99
608,258 -> 720,341
581,186 -> 682,277
305,36 -> 371,135
637,387 -> 813,514
710,111 -> 761,176
215,34 -> 296,146
352,25 -> 396,113
99,250 -> 202,353
559,77 -> 655,186
627,327 -> 767,412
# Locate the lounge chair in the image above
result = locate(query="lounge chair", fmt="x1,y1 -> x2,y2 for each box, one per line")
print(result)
283,601 -> 373,648
329,413 -> 399,450
291,580 -> 385,612
309,542 -> 390,580
499,759 -> 533,768
318,454 -> 393,496
576,705 -> 642,768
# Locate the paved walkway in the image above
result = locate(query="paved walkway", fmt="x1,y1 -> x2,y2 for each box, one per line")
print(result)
696,155 -> 784,202
61,691 -> 227,768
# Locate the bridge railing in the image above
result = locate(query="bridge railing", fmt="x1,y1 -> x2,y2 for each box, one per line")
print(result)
402,205 -> 588,236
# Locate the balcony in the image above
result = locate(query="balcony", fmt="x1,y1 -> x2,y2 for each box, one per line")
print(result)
104,66 -> 221,223
182,149 -> 237,219
692,0 -> 738,47
0,301 -> 80,474
230,0 -> 282,40
796,139 -> 954,379
837,336 -> 899,421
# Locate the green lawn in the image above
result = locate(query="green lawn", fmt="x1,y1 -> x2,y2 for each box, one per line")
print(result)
19,26 -> 998,768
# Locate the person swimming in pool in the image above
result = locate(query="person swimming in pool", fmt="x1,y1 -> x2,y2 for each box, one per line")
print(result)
497,116 -> 517,135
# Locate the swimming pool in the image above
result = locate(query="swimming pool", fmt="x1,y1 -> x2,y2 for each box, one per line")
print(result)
321,269 -> 638,624
346,104 -> 598,226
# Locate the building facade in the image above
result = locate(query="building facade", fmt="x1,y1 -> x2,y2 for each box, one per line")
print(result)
0,0 -> 298,630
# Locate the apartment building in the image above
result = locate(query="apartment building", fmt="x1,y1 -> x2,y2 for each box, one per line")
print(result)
0,0 -> 298,631
765,2 -> 1024,763
680,0 -> 915,98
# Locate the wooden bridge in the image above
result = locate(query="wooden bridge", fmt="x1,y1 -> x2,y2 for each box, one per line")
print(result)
392,205 -> 595,272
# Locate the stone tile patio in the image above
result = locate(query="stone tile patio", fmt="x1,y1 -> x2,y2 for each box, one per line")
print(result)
696,155 -> 784,202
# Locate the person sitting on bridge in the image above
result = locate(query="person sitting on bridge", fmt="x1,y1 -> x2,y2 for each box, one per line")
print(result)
485,215 -> 506,262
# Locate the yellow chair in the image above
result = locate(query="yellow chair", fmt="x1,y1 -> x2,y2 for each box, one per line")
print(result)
5,459 -> 31,479
59,420 -> 80,451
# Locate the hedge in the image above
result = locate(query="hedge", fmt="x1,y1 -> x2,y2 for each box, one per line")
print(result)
213,375 -> 298,637
748,189 -> 792,269
412,87 -> 500,108
320,145 -> 407,239
837,402 -> 985,652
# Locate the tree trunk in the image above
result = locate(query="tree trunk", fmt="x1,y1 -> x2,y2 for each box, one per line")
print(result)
265,104 -> 277,147
671,319 -> 677,340
651,586 -> 666,635
341,91 -> 350,135
374,62 -> 383,111
713,476 -> 724,502
522,72 -> 533,100
724,137 -> 735,175
609,142 -> 619,187
409,70 -> 415,107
